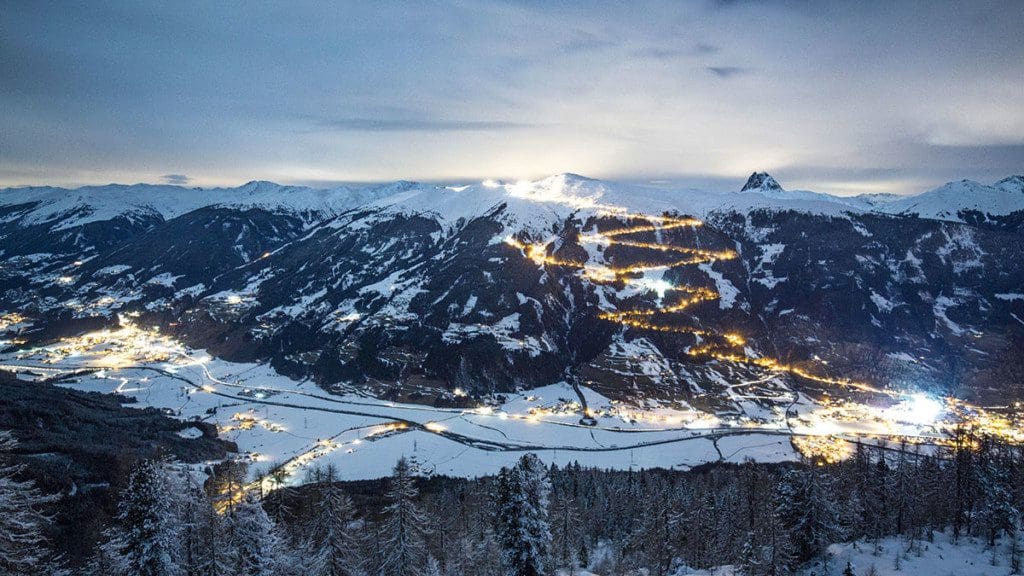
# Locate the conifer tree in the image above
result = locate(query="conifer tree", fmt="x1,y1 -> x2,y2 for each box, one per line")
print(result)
424,555 -> 442,576
174,470 -> 227,576
304,472 -> 364,576
226,494 -> 282,576
496,454 -> 551,576
977,442 -> 1018,547
100,459 -> 186,576
0,431 -> 59,576
549,484 -> 580,573
379,457 -> 430,576
776,467 -> 844,564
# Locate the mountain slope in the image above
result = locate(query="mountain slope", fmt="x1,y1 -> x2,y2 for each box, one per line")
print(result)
2,172 -> 1022,410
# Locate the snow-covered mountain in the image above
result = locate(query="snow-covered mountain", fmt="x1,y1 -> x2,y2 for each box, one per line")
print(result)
4,171 -> 1022,233
0,180 -> 404,230
875,176 -> 1024,222
2,171 -> 1022,409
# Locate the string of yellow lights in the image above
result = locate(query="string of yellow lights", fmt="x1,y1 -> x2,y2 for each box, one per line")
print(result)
505,210 -> 887,396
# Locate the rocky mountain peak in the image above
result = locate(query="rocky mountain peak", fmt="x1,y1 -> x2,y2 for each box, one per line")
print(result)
740,172 -> 783,192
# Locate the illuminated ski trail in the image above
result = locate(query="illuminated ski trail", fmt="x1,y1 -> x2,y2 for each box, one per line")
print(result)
506,210 -> 892,396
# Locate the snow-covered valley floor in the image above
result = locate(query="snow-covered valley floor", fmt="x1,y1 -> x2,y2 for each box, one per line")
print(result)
1,354 -> 796,485
0,319 -> 993,488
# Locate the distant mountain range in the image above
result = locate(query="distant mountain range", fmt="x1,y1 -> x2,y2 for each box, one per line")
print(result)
2,171 -> 1022,410
4,171 -> 1023,229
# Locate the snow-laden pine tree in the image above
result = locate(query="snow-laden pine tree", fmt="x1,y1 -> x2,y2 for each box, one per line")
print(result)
303,474 -> 364,576
775,467 -> 844,565
631,490 -> 673,575
100,458 -> 187,576
891,440 -> 920,537
226,493 -> 282,576
0,430 -> 59,576
379,457 -> 430,576
738,533 -> 765,576
179,472 -> 210,576
466,525 -> 503,576
496,454 -> 551,576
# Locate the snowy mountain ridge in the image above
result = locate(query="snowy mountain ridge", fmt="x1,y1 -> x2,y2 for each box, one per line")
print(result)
4,171 -> 1024,230
879,175 -> 1024,221
0,180 -> 402,229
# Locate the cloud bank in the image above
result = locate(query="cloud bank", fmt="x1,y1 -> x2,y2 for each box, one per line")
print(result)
1,0 -> 1022,195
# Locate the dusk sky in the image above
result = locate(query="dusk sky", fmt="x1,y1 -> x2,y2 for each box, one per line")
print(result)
2,0 -> 1022,195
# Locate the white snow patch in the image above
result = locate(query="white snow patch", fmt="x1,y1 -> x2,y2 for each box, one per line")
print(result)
886,352 -> 918,363
852,222 -> 872,237
754,275 -> 787,289
174,283 -> 206,299
933,295 -> 964,335
95,264 -> 131,276
995,292 -> 1024,301
821,531 -> 1014,576
698,263 -> 738,309
758,243 -> 786,266
177,427 -> 204,439
146,272 -> 182,287
869,290 -> 896,313
461,295 -> 478,316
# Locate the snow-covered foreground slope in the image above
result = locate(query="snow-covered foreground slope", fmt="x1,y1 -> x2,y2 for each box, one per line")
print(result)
651,531 -> 1018,576
818,531 -> 1020,576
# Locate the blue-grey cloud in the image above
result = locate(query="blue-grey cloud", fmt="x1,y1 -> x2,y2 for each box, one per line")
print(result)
310,118 -> 539,133
633,43 -> 720,60
161,174 -> 190,185
705,66 -> 749,78
556,34 -> 620,55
